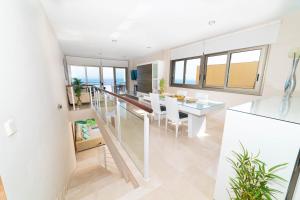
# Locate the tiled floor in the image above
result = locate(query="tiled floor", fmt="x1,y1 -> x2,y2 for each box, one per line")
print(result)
141,116 -> 224,200
66,116 -> 224,200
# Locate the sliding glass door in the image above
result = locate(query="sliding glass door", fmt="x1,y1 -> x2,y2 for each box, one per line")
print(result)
70,65 -> 127,93
115,68 -> 126,85
102,67 -> 114,92
115,68 -> 127,94
86,66 -> 100,86
70,65 -> 101,86
70,65 -> 86,83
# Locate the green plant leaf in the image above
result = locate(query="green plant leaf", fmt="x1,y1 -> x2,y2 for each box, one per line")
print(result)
227,144 -> 287,200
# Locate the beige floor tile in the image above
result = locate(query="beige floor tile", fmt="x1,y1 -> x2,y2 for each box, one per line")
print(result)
66,117 -> 225,200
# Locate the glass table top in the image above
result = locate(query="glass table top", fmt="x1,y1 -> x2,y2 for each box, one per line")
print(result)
178,101 -> 224,110
229,96 -> 300,125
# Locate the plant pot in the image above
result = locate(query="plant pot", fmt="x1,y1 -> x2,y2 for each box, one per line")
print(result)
76,98 -> 82,107
160,88 -> 164,94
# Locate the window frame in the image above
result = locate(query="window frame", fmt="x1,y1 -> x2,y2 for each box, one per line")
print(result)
169,45 -> 269,95
85,65 -> 101,86
114,67 -> 128,86
170,56 -> 203,89
70,65 -> 128,90
203,52 -> 229,89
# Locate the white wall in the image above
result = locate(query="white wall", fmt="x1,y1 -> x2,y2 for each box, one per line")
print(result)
129,10 -> 300,122
0,1 -> 76,200
170,21 -> 280,59
66,56 -> 129,67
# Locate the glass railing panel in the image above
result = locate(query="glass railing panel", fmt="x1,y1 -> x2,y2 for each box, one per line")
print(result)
118,100 -> 145,173
96,92 -> 118,137
97,92 -> 107,122
91,87 -> 150,178
105,94 -> 117,137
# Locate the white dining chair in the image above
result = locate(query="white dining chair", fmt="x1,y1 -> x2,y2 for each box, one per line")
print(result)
177,90 -> 188,97
150,93 -> 166,127
165,96 -> 188,138
195,93 -> 208,102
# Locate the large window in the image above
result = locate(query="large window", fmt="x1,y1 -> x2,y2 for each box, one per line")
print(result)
173,60 -> 184,84
70,66 -> 86,82
185,58 -> 201,85
227,50 -> 261,89
171,57 -> 201,87
102,67 -> 114,92
70,66 -> 127,92
170,45 -> 268,95
86,67 -> 100,86
115,68 -> 126,85
70,65 -> 100,85
205,54 -> 227,88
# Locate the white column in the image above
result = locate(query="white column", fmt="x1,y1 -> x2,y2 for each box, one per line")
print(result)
143,113 -> 150,180
88,86 -> 92,108
93,87 -> 96,107
70,86 -> 76,111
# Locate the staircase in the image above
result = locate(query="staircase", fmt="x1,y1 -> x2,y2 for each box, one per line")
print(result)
65,146 -> 134,200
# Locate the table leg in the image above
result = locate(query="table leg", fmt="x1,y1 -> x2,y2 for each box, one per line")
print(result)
188,114 -> 206,137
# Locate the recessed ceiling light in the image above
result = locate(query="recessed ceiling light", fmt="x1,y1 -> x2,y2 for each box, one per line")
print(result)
110,32 -> 120,39
208,20 -> 216,25
146,46 -> 151,49
112,39 -> 118,43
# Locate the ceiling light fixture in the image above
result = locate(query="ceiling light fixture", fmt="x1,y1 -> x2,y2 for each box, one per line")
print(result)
146,46 -> 151,49
112,39 -> 118,43
110,32 -> 120,39
208,20 -> 216,26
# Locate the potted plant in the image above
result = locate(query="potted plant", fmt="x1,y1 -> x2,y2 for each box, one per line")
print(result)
72,78 -> 83,107
159,78 -> 165,94
228,144 -> 287,200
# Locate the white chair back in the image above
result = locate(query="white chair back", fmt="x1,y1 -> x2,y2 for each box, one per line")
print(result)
150,93 -> 161,114
195,93 -> 208,103
165,96 -> 179,122
177,90 -> 187,97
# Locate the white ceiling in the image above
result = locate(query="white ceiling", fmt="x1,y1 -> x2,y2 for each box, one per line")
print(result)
41,0 -> 299,60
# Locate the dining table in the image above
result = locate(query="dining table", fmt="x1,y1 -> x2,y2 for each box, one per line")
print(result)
142,94 -> 225,137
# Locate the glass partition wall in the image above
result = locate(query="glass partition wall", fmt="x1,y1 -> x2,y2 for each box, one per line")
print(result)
70,65 -> 127,93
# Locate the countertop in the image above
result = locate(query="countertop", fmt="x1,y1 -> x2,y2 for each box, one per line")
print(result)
229,96 -> 300,125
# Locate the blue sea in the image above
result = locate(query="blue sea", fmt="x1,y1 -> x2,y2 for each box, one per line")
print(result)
174,79 -> 196,84
87,78 -> 126,86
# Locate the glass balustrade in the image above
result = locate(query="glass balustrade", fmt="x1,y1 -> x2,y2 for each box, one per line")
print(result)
92,88 -> 150,178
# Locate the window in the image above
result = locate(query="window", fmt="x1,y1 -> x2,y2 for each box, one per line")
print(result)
70,65 -> 100,86
173,60 -> 184,84
70,66 -> 86,82
70,66 -> 127,92
227,50 -> 261,89
171,57 -> 201,87
102,67 -> 114,92
205,54 -> 227,88
170,45 -> 268,95
115,68 -> 126,85
185,58 -> 201,85
86,67 -> 100,86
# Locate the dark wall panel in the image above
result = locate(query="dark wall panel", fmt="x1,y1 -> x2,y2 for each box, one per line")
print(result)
137,64 -> 152,93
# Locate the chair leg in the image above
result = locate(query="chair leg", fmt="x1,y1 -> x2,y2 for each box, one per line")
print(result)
158,114 -> 161,127
175,123 -> 179,138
